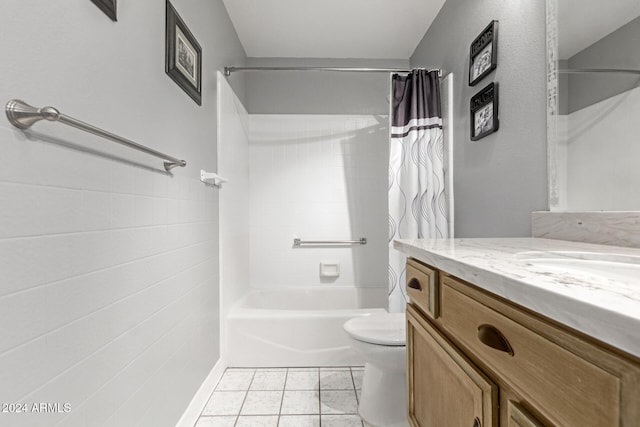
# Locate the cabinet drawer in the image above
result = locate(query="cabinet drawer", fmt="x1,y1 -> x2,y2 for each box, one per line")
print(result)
406,258 -> 439,319
439,276 -> 621,427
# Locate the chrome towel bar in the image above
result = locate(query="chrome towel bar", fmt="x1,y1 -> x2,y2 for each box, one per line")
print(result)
5,99 -> 187,171
293,238 -> 367,247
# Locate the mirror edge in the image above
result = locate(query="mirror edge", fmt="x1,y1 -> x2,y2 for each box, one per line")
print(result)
546,0 -> 560,211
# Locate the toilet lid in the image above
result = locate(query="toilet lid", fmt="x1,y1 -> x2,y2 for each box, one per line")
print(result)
343,313 -> 406,346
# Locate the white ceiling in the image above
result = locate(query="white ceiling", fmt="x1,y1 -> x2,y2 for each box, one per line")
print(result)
558,0 -> 640,59
222,0 -> 446,59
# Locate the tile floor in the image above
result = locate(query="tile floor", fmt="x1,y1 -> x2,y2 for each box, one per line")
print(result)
195,367 -> 368,427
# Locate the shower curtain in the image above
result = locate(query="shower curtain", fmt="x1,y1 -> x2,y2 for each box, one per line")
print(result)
388,69 -> 448,313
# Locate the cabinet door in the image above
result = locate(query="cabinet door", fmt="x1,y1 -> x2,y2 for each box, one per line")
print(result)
506,400 -> 546,427
407,305 -> 498,427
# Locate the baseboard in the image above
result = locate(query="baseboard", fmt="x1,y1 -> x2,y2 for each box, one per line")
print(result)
175,358 -> 226,427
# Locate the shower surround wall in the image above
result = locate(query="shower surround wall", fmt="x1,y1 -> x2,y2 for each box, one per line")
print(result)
217,72 -> 251,361
0,1 -> 245,426
249,115 -> 388,293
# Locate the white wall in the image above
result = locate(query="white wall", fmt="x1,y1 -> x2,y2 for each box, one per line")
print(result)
249,115 -> 388,292
0,1 -> 245,426
561,86 -> 640,210
411,0 -> 549,237
217,72 -> 251,358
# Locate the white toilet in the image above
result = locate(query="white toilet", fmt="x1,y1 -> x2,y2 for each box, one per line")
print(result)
343,312 -> 408,427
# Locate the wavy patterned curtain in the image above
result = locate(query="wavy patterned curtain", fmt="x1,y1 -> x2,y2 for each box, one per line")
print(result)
388,69 -> 449,313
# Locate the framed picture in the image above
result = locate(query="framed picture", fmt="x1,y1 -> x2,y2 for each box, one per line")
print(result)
470,82 -> 499,141
469,20 -> 498,86
91,0 -> 117,21
165,0 -> 202,105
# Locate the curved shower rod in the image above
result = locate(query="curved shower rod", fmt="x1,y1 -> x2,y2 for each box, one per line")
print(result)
224,66 -> 442,77
558,68 -> 640,76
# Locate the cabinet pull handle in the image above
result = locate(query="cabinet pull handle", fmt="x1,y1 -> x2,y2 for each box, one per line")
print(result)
407,278 -> 422,290
473,416 -> 481,427
477,324 -> 514,356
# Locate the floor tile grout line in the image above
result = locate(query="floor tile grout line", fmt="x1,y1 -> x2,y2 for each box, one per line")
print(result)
317,367 -> 323,427
275,368 -> 289,426
350,367 -> 359,405
233,368 -> 256,426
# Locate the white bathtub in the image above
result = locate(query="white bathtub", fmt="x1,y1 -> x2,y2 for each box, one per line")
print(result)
225,287 -> 387,367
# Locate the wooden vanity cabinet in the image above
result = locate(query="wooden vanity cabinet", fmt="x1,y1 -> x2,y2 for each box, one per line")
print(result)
405,257 -> 640,427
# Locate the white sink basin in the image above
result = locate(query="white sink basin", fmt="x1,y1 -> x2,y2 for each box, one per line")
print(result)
515,251 -> 640,282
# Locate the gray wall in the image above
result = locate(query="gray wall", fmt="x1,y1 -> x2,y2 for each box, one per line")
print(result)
0,1 -> 245,426
245,57 -> 409,114
567,16 -> 640,113
411,0 -> 548,237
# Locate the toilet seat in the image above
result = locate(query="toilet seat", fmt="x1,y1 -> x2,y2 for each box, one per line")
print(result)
343,313 -> 406,346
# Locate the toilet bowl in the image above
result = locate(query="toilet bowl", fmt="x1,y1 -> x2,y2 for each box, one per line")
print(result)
343,312 -> 408,427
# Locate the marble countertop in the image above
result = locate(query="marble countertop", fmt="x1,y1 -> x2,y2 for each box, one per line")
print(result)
394,237 -> 640,359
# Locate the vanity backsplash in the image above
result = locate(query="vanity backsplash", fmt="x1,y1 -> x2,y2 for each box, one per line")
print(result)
532,211 -> 640,248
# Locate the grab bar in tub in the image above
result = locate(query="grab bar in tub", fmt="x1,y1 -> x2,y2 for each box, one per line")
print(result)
293,238 -> 367,247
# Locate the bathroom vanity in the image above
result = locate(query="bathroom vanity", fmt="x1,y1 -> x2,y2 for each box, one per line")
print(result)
396,238 -> 640,427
